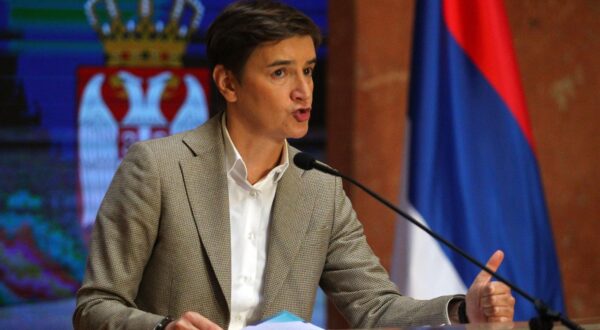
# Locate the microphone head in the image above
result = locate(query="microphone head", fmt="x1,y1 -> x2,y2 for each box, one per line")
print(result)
293,152 -> 316,170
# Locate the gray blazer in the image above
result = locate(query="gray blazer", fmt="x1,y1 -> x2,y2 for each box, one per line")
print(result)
74,114 -> 456,329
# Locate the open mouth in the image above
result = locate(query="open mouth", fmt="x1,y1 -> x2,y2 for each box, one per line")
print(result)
293,108 -> 311,122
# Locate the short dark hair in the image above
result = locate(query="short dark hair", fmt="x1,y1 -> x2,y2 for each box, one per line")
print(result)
206,0 -> 322,80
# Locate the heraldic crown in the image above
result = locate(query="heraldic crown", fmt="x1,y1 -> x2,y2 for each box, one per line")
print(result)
85,0 -> 204,67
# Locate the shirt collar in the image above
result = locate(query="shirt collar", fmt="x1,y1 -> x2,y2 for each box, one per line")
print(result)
221,113 -> 289,185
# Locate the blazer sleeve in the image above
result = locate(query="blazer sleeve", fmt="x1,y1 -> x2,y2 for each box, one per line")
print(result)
319,176 -> 459,328
73,142 -> 165,329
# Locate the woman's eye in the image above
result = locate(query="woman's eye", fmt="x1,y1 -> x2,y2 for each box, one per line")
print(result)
272,69 -> 285,78
304,67 -> 314,76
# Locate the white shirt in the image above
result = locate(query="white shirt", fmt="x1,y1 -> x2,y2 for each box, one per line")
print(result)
221,115 -> 289,330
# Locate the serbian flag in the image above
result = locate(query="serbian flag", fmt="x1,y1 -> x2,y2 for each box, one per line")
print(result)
391,0 -> 565,320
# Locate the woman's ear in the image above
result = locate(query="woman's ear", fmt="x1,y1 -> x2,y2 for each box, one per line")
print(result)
213,65 -> 238,103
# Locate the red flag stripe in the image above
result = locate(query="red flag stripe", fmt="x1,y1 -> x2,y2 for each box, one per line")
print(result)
443,0 -> 535,150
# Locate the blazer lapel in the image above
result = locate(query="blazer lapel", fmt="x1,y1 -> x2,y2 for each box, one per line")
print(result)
261,159 -> 316,315
179,116 -> 232,310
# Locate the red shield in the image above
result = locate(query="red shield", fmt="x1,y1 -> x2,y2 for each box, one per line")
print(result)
76,67 -> 211,229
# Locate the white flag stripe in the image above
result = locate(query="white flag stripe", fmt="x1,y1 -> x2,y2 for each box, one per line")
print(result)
391,122 -> 467,299
392,203 -> 467,298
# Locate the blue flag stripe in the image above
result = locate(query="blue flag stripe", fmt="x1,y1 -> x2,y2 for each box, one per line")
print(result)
404,0 -> 565,320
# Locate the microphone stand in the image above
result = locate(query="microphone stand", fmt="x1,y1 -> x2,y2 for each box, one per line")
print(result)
299,155 -> 582,330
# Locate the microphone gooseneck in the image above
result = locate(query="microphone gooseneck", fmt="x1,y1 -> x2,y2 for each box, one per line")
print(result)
293,152 -> 582,330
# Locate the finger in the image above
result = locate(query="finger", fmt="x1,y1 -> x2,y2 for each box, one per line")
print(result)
181,312 -> 223,330
472,250 -> 504,286
481,293 -> 516,308
480,282 -> 512,297
487,316 -> 513,324
167,318 -> 193,330
483,305 -> 514,317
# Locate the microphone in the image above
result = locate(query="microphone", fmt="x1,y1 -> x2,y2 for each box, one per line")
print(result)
293,152 -> 582,330
293,152 -> 338,176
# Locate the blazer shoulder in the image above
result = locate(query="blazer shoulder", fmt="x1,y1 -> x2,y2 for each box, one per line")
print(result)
130,113 -> 223,159
286,144 -> 338,192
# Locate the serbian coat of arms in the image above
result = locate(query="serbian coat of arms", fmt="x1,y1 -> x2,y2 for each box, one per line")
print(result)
77,0 -> 210,229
